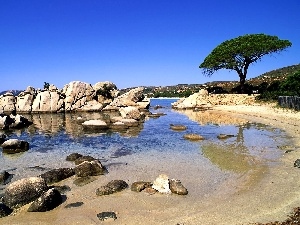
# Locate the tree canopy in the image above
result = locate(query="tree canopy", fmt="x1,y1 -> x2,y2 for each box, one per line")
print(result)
199,34 -> 292,93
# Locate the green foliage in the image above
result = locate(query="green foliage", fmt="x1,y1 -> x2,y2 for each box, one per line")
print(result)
199,33 -> 292,93
43,82 -> 50,90
96,84 -> 113,99
257,70 -> 300,101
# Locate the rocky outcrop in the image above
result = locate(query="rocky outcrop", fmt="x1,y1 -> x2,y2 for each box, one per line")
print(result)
0,82 -> 149,113
0,114 -> 32,130
172,90 -> 256,109
27,188 -> 62,212
3,177 -> 48,208
0,92 -> 16,113
107,87 -> 149,109
1,139 -> 29,154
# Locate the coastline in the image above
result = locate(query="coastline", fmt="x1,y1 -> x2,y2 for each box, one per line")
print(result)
1,103 -> 300,224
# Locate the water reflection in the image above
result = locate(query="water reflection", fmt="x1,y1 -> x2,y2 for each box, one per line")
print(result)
21,112 -> 143,137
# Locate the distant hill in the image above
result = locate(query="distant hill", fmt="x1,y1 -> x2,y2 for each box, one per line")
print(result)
0,90 -> 23,96
257,64 -> 300,78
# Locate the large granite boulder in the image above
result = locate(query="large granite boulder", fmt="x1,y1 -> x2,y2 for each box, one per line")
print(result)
0,92 -> 16,113
31,90 -> 64,112
93,81 -> 118,104
1,139 -> 29,154
16,87 -> 36,113
119,106 -> 142,120
62,81 -> 95,111
3,177 -> 48,208
27,188 -> 62,212
74,160 -> 106,177
77,100 -> 104,112
109,87 -> 145,108
0,114 -> 32,130
39,168 -> 75,185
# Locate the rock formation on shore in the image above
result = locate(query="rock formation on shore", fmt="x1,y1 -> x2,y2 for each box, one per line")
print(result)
0,81 -> 150,114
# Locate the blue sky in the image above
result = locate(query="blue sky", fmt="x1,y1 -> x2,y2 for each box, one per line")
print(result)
1,0 -> 299,91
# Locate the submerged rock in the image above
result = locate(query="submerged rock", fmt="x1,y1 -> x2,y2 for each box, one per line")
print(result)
74,155 -> 97,165
27,188 -> 62,212
131,181 -> 152,192
170,124 -> 187,131
39,168 -> 75,185
294,159 -> 300,168
65,201 -> 84,208
169,179 -> 188,195
0,171 -> 12,185
96,180 -> 128,196
3,177 -> 48,208
217,134 -> 235,139
82,120 -> 109,130
183,133 -> 205,141
1,139 -> 29,154
73,176 -> 97,186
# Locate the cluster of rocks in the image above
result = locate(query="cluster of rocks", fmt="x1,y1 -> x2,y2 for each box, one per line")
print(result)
172,89 -> 256,109
0,81 -> 150,114
0,113 -> 32,130
0,152 -> 188,220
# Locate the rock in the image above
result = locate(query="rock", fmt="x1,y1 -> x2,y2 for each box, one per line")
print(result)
0,203 -> 13,218
152,174 -> 171,194
144,187 -> 157,195
82,120 -> 109,130
31,91 -> 64,112
0,114 -> 32,130
131,181 -> 152,192
66,153 -> 83,161
169,179 -> 188,195
50,185 -> 71,194
120,118 -> 139,127
153,105 -> 163,110
170,124 -> 187,131
16,89 -> 35,113
110,87 -> 145,107
0,92 -> 16,113
217,134 -> 235,139
0,134 -> 6,144
1,139 -> 29,154
3,177 -> 48,208
73,176 -> 97,186
93,81 -> 118,103
8,114 -> 33,129
65,201 -> 84,208
27,188 -> 62,212
63,81 -> 95,111
183,133 -> 205,141
97,211 -> 117,221
78,100 -> 104,111
96,180 -> 128,196
119,106 -> 142,120
74,155 -> 97,165
39,168 -> 75,184
0,171 -> 12,185
74,160 -> 106,177
109,122 -> 128,131
294,159 -> 300,168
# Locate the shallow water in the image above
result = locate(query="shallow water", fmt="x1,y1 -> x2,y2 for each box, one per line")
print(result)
0,99 -> 288,196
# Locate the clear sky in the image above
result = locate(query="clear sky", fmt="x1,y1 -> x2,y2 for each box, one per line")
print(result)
1,0 -> 299,91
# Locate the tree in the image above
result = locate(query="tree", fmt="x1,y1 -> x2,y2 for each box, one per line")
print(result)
199,34 -> 292,93
43,82 -> 50,90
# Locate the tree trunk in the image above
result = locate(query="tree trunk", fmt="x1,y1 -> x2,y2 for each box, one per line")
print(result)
239,75 -> 246,94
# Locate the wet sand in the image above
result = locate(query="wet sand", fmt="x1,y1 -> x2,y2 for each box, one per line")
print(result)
1,103 -> 300,225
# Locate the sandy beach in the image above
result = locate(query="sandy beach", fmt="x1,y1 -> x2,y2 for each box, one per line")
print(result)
1,102 -> 300,225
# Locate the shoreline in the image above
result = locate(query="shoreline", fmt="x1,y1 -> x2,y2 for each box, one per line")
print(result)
1,103 -> 300,224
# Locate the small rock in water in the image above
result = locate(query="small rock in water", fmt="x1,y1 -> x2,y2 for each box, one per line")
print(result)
73,176 -> 97,186
96,180 -> 128,196
169,179 -> 188,195
183,133 -> 205,141
66,153 -> 83,161
152,174 -> 171,194
0,203 -> 13,218
217,134 -> 234,139
65,201 -> 84,208
97,211 -> 117,221
294,159 -> 300,168
170,124 -> 187,131
131,181 -> 152,192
